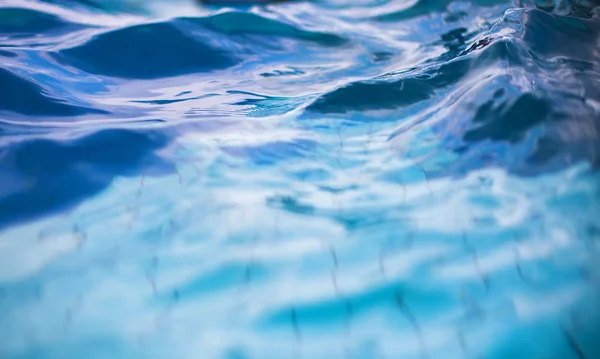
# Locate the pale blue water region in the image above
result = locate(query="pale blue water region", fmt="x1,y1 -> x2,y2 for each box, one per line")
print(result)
1,0 -> 600,358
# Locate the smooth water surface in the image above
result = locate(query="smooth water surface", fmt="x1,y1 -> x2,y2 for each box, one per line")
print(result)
1,0 -> 599,358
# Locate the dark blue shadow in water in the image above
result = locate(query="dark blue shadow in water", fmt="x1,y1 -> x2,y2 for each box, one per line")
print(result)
0,129 -> 175,231
453,10 -> 600,175
53,22 -> 241,79
380,9 -> 600,179
0,68 -> 105,116
0,7 -> 84,37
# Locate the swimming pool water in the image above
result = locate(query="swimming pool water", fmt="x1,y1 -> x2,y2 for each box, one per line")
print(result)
1,0 -> 599,358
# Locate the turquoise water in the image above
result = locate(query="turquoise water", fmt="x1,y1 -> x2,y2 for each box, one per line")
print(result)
1,0 -> 600,358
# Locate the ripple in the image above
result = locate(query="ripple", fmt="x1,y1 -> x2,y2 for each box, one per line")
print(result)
306,54 -> 473,114
0,67 -> 104,116
54,21 -> 241,79
53,11 -> 347,80
185,11 -> 347,46
386,7 -> 600,177
523,8 -> 600,62
375,0 -> 507,21
463,93 -> 553,143
222,139 -> 318,165
0,7 -> 82,37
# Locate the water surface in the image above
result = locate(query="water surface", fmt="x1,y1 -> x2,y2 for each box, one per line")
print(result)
1,0 -> 599,358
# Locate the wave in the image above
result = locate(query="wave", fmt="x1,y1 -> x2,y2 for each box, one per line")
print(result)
0,7 -> 83,37
47,11 -> 347,80
185,11 -> 347,46
54,21 -> 241,79
0,68 -> 104,116
308,6 -> 599,178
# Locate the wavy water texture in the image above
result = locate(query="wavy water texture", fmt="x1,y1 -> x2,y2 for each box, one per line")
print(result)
0,0 -> 599,359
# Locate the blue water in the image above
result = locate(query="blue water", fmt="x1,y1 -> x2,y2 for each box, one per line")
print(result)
1,0 -> 600,358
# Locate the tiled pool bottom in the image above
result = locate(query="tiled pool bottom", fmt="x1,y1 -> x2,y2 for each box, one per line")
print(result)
1,130 -> 598,358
